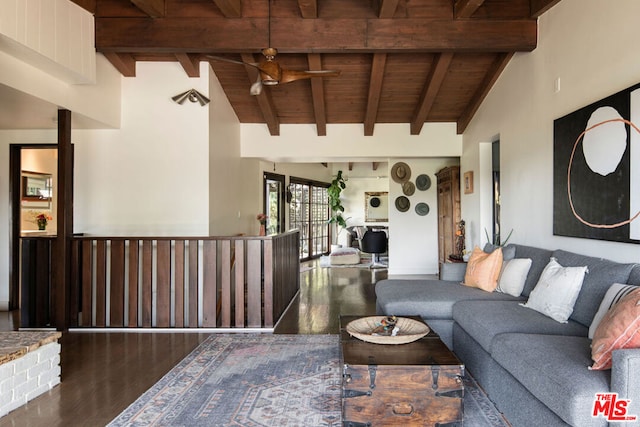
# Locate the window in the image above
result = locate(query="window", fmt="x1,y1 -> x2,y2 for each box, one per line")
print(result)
288,178 -> 330,260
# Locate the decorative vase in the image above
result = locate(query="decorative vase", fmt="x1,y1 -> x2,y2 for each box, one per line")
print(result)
259,224 -> 266,236
37,220 -> 46,230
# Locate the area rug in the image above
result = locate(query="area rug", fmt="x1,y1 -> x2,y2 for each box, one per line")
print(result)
108,334 -> 509,427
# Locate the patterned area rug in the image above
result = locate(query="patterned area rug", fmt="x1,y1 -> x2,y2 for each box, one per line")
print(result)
108,334 -> 509,427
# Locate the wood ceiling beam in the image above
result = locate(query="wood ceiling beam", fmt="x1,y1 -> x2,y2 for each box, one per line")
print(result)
411,52 -> 454,135
103,52 -> 136,77
378,0 -> 399,18
530,0 -> 562,17
307,54 -> 327,136
212,0 -> 242,18
297,0 -> 317,18
175,53 -> 200,77
130,0 -> 165,18
457,52 -> 514,134
95,17 -> 537,53
240,53 -> 280,136
364,54 -> 387,137
454,0 -> 486,19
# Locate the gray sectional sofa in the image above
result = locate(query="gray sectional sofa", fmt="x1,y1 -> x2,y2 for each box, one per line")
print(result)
375,243 -> 640,427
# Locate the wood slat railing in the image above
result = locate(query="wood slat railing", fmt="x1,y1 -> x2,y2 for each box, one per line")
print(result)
21,231 -> 300,330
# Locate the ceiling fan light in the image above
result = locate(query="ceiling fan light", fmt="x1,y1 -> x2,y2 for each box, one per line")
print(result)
261,79 -> 279,86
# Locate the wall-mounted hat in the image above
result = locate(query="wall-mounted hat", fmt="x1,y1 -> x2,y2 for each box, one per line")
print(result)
369,196 -> 381,207
416,174 -> 431,191
415,202 -> 430,216
395,196 -> 410,212
402,181 -> 415,196
391,162 -> 411,183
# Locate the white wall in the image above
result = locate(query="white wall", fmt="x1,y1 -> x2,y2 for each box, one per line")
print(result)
73,62 -> 210,236
241,123 -> 462,161
388,158 -> 459,275
462,0 -> 640,263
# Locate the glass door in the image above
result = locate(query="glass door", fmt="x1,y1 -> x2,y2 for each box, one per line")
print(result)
263,172 -> 285,235
288,178 -> 330,260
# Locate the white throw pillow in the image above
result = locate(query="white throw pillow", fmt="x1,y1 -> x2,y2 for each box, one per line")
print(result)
588,283 -> 639,339
520,257 -> 588,323
496,258 -> 532,297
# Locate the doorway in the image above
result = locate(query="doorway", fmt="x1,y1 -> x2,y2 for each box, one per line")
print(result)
263,172 -> 285,235
492,140 -> 502,243
9,144 -> 59,311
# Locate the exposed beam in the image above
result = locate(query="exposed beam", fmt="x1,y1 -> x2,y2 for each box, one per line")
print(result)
378,0 -> 399,18
411,52 -> 454,135
175,53 -> 200,77
348,162 -> 353,171
297,0 -> 317,18
240,53 -> 280,136
457,52 -> 514,134
130,0 -> 165,18
321,163 -> 328,168
307,54 -> 327,136
364,54 -> 387,137
103,52 -> 136,77
454,0 -> 486,19
95,17 -> 538,53
372,162 -> 379,171
212,0 -> 242,18
530,0 -> 562,17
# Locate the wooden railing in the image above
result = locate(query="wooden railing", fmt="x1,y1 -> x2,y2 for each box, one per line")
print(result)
21,231 -> 300,330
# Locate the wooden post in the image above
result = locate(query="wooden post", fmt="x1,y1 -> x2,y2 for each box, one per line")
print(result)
53,109 -> 73,330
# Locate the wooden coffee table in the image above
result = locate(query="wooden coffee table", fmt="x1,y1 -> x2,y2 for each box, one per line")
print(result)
340,315 -> 464,427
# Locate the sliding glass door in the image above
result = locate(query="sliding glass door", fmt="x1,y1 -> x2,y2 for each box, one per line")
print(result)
288,178 -> 330,260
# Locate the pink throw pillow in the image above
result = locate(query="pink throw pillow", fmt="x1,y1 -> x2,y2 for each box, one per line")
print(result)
463,246 -> 503,292
591,287 -> 640,370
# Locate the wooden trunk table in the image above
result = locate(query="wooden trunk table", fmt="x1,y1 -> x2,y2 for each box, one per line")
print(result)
340,315 -> 464,427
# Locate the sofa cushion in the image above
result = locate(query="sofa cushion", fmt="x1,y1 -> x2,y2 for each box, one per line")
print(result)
520,257 -> 587,323
452,300 -> 587,353
375,279 -> 520,320
492,334 -> 610,427
496,258 -> 532,297
591,287 -> 640,370
552,249 -> 636,327
589,283 -> 639,338
509,244 -> 554,297
463,246 -> 503,292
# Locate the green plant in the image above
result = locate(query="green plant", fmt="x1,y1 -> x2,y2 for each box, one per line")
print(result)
328,170 -> 347,228
485,227 -> 513,247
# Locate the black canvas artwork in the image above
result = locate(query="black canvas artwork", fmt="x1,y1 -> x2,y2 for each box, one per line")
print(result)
553,82 -> 640,243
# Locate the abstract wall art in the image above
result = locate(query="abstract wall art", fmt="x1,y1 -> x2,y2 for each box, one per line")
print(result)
554,82 -> 640,243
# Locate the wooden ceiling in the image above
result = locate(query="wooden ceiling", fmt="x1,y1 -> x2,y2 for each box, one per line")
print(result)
71,0 -> 561,136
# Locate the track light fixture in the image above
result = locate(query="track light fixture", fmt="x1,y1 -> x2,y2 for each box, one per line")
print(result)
171,89 -> 210,106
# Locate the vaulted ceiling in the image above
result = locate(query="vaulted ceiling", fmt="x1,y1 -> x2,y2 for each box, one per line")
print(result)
71,0 -> 562,136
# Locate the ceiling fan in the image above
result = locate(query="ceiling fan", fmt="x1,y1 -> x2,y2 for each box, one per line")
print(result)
207,48 -> 341,95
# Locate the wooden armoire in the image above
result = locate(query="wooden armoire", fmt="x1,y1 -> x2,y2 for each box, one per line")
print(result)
436,166 -> 461,265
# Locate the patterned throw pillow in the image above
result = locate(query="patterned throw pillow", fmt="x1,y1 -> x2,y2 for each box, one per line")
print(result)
589,283 -> 639,339
591,287 -> 640,370
520,257 -> 587,323
463,246 -> 503,292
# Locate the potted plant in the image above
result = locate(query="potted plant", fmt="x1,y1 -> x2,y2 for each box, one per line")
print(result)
328,170 -> 347,247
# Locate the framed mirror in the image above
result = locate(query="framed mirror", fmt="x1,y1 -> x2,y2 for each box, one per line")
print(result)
22,171 -> 52,202
365,191 -> 389,222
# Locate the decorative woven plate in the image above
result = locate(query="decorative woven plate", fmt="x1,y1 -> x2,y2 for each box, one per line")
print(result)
346,316 -> 430,345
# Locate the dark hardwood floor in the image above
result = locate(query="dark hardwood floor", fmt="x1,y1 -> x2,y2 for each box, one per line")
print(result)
0,260 -> 386,426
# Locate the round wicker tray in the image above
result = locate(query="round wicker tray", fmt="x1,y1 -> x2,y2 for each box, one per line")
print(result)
345,316 -> 430,345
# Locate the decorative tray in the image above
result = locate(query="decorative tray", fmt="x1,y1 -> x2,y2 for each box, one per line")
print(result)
345,316 -> 430,345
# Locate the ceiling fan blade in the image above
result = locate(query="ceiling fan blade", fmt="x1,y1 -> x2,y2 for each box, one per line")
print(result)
205,55 -> 260,69
250,76 -> 263,95
280,69 -> 341,84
